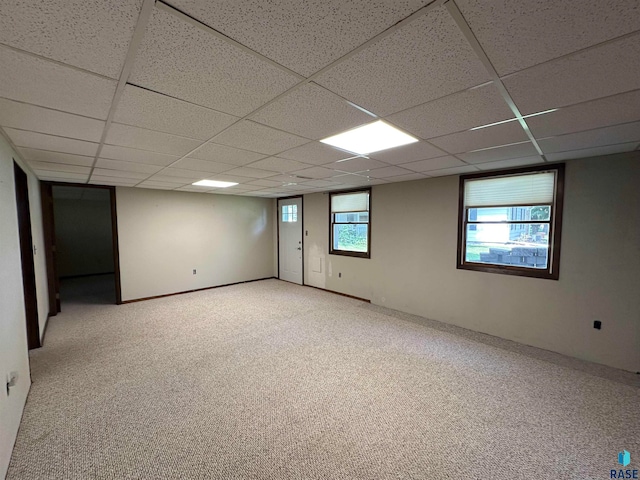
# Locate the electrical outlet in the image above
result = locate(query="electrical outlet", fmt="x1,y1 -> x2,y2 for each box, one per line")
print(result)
338,272 -> 342,278
193,269 -> 197,275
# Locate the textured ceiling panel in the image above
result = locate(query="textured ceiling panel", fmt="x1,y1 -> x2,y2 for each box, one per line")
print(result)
95,158 -> 164,174
328,157 -> 387,173
173,158 -> 237,174
388,83 -> 514,139
34,170 -> 89,182
223,166 -> 276,179
381,172 -> 428,182
211,121 -> 308,155
400,156 -> 466,172
0,98 -> 105,142
246,156 -> 309,173
429,122 -> 529,154
544,142 -> 640,162
168,0 -> 430,76
503,33 -> 640,115
475,156 -> 544,171
538,121 -> 640,154
129,7 -> 300,116
289,166 -> 336,179
92,168 -> 150,180
113,85 -> 238,140
369,141 -> 449,164
368,166 -> 415,178
278,142 -> 353,165
456,0 -> 640,76
0,46 -> 116,119
4,128 -> 98,156
315,6 -> 491,116
100,144 -> 180,166
0,0 -> 143,78
425,165 -> 479,177
17,148 -> 95,167
250,83 -> 373,140
188,142 -> 266,166
106,123 -> 201,156
526,90 -> 640,139
27,161 -> 91,174
457,142 -> 539,164
90,176 -> 141,186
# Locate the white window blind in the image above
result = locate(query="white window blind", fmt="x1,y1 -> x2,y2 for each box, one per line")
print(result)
464,171 -> 555,207
331,192 -> 369,213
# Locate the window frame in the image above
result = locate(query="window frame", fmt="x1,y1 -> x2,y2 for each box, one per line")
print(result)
457,163 -> 565,280
329,188 -> 372,259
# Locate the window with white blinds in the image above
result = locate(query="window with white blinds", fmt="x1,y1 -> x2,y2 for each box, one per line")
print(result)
330,189 -> 371,258
458,165 -> 565,280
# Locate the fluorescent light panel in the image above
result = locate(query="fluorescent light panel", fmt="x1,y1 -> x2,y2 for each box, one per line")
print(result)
192,179 -> 238,188
470,109 -> 558,131
320,120 -> 418,155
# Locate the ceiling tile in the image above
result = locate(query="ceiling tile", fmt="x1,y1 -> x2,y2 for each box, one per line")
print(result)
315,6 -> 491,116
100,144 -> 179,166
290,166 -> 336,179
212,121 -> 308,155
429,121 -> 529,154
246,179 -> 283,187
224,166 -> 277,179
328,157 -> 387,173
458,142 -> 539,164
250,83 -> 373,140
159,168 -> 205,180
368,141 -> 448,164
400,156 -> 466,172
368,166 -> 416,178
0,0 -> 143,78
172,157 -> 237,174
129,7 -> 300,116
0,98 -> 105,142
189,173 -> 258,184
425,165 -> 479,177
135,183 -> 176,190
95,158 -> 164,174
0,46 -> 116,119
169,0 -> 430,77
545,142 -> 640,162
538,121 -> 640,154
17,148 -> 95,166
299,179 -> 341,188
27,161 -> 91,174
4,128 -> 98,156
188,142 -> 266,166
475,156 -> 545,171
383,172 -> 429,183
90,177 -> 140,186
175,185 -> 215,193
246,156 -> 309,173
456,0 -> 640,76
527,90 -> 640,138
262,173 -> 305,183
34,170 -> 89,182
388,83 -> 515,139
222,184 -> 266,192
113,85 -> 238,140
106,123 -> 201,156
503,33 -> 640,115
92,168 -> 150,180
142,175 -> 190,185
332,174 -> 379,186
278,142 -> 352,165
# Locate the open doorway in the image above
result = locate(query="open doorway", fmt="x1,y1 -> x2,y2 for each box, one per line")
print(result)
42,183 -> 121,308
14,161 -> 40,350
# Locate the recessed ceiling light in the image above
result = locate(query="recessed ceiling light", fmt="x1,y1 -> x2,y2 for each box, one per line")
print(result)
320,120 -> 418,155
192,179 -> 238,188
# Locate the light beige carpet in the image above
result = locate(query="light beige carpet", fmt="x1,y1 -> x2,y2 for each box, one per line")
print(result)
8,278 -> 639,479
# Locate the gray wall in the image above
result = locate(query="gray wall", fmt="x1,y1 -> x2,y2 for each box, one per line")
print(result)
53,192 -> 114,277
116,187 -> 275,302
0,133 -> 49,478
302,152 -> 640,372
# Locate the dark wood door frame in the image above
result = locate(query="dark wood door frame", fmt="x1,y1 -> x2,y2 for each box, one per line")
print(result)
41,181 -> 122,306
14,161 -> 41,350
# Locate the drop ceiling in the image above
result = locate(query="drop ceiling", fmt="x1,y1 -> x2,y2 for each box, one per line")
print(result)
0,0 -> 638,198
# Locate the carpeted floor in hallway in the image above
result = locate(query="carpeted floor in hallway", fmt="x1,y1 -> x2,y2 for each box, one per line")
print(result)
7,278 -> 639,479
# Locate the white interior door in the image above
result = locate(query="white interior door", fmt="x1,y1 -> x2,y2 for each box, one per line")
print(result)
278,197 -> 302,285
